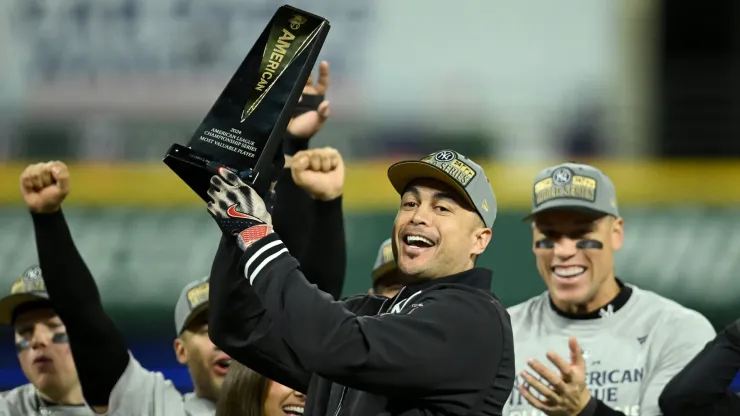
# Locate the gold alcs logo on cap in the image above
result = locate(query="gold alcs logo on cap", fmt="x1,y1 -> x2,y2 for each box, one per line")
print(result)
186,283 -> 209,309
289,14 -> 308,30
534,167 -> 597,206
421,151 -> 477,187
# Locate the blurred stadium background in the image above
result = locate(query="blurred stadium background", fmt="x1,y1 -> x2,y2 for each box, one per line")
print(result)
2,0 -> 740,394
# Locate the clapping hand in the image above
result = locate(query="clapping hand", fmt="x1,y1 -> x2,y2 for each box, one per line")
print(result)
519,337 -> 592,416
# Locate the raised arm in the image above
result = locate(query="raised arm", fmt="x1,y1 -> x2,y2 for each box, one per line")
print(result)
22,162 -> 185,415
21,162 -> 130,412
272,166 -> 315,262
207,202 -> 311,393
659,318 -> 740,416
288,149 -> 346,299
272,61 -> 344,298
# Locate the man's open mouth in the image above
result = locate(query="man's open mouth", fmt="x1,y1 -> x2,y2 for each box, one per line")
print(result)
552,266 -> 586,278
403,234 -> 435,248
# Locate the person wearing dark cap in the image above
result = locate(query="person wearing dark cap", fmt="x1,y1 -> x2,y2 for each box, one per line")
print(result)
368,238 -> 403,298
0,266 -> 88,415
504,162 -> 715,416
206,149 -> 515,415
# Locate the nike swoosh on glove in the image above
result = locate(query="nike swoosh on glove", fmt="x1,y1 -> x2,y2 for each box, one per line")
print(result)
207,167 -> 273,250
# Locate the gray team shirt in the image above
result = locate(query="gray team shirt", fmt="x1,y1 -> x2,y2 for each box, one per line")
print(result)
183,393 -> 216,415
0,353 -> 213,415
503,284 -> 715,416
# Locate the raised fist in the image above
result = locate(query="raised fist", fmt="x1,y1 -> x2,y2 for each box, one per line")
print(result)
19,161 -> 70,213
291,147 -> 344,201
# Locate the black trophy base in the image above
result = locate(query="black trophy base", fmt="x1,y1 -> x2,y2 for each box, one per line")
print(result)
163,144 -> 222,203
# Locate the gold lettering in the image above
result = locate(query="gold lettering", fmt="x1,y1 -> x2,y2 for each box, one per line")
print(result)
254,28 -> 297,93
256,78 -> 269,91
433,162 -> 472,185
534,178 -> 552,193
280,28 -> 296,41
572,175 -> 597,189
535,184 -> 596,205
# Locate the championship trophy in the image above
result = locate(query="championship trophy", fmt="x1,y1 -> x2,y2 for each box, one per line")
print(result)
163,5 -> 330,201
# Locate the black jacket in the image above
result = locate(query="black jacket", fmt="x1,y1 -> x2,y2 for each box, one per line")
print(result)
209,232 -> 515,415
658,319 -> 740,416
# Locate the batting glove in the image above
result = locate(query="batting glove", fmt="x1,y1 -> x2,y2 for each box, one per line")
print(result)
207,167 -> 273,251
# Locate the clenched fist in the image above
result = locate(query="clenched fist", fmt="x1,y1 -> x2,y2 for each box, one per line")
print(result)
291,147 -> 344,201
19,161 -> 70,213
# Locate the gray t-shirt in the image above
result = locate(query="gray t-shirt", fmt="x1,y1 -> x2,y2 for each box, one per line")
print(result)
105,354 -> 185,415
0,354 -> 202,415
503,284 -> 716,416
0,383 -> 92,415
183,393 -> 216,416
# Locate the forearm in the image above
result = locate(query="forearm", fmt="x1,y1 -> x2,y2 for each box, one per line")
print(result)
31,210 -> 129,406
209,233 -> 264,346
242,233 -> 487,394
300,196 -> 346,299
659,321 -> 740,415
209,233 -> 310,392
243,233 -> 360,368
577,398 -> 625,416
271,168 -> 314,262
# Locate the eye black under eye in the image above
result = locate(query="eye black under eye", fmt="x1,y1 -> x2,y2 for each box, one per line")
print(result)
576,239 -> 603,249
535,239 -> 555,249
535,238 -> 603,249
15,339 -> 30,353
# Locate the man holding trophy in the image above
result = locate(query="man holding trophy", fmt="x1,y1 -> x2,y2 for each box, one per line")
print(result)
206,146 -> 515,416
159,6 -> 515,414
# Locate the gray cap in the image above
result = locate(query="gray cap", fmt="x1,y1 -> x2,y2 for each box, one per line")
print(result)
0,266 -> 50,325
174,276 -> 210,335
526,162 -> 619,219
371,238 -> 396,281
387,149 -> 497,228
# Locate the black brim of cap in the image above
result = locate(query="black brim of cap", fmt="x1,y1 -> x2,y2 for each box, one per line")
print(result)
523,205 -> 611,222
178,303 -> 209,335
371,261 -> 397,281
0,293 -> 50,325
387,161 -> 476,209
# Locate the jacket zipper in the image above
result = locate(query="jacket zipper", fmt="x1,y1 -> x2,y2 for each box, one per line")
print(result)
331,291 -> 405,415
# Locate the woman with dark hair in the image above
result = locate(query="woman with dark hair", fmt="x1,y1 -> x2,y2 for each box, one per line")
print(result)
216,360 -> 306,416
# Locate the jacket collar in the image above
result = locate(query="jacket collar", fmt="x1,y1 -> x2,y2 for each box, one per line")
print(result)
388,268 -> 492,307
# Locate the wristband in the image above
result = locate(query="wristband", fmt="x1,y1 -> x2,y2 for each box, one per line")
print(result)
236,224 -> 273,251
283,131 -> 310,156
293,93 -> 324,117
